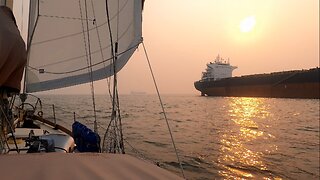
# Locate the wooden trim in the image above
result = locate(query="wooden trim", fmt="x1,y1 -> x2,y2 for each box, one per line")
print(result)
32,115 -> 73,137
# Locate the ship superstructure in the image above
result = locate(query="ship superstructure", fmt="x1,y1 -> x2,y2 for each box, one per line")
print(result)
201,55 -> 237,81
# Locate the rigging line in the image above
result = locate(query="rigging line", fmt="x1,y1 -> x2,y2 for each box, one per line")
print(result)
20,0 -> 24,40
142,42 -> 186,179
106,77 -> 113,103
105,0 -> 117,109
116,0 -> 120,41
9,95 -> 16,110
88,2 -> 113,112
112,32 -> 124,152
78,0 -> 94,130
102,0 -> 117,152
99,120 -> 152,163
89,0 -> 113,107
83,0 -> 98,133
103,0 -> 124,154
114,81 -> 124,152
89,0 -> 106,73
39,14 -> 94,21
115,0 -> 125,154
78,0 -> 88,71
106,1 -> 121,118
0,99 -> 19,153
104,0 -> 116,87
22,0 -> 27,94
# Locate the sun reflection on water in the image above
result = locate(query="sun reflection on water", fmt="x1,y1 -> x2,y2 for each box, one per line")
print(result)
218,97 -> 279,179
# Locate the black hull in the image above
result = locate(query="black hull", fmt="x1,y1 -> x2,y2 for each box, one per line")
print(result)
194,68 -> 320,99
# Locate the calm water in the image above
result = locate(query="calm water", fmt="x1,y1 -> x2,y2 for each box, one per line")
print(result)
33,94 -> 319,179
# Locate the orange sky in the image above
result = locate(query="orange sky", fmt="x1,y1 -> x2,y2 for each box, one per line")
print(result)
44,0 -> 319,95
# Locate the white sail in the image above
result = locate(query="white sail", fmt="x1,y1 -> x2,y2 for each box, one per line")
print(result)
26,0 -> 143,93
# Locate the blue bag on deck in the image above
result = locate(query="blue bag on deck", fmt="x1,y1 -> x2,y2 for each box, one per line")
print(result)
72,121 -> 100,152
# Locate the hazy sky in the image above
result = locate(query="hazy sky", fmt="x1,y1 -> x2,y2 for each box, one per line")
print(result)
41,0 -> 319,95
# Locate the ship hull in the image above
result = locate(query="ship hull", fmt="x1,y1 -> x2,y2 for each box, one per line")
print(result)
194,68 -> 320,99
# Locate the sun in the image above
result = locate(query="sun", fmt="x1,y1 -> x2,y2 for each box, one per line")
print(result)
240,16 -> 256,33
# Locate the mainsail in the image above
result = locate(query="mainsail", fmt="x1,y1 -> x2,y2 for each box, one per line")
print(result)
26,0 -> 143,93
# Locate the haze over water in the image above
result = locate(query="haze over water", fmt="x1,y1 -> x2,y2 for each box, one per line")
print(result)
38,0 -> 319,95
37,94 -> 320,180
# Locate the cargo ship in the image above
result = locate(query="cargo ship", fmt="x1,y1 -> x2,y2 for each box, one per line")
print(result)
194,55 -> 320,99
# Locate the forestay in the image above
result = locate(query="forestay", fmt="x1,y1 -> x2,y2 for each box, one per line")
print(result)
26,0 -> 142,93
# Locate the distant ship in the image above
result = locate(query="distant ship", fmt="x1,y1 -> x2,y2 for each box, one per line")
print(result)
130,91 -> 147,95
194,55 -> 320,99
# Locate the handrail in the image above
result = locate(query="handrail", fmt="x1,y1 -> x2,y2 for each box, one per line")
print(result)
33,115 -> 73,137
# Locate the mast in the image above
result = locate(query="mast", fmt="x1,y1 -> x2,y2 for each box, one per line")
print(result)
7,0 -> 30,94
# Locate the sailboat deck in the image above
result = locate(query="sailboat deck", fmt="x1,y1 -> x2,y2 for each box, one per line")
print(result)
0,153 -> 183,179
6,119 -> 73,154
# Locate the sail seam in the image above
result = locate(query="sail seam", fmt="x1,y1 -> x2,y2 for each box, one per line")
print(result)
33,1 -> 130,46
26,43 -> 140,74
39,14 -> 94,21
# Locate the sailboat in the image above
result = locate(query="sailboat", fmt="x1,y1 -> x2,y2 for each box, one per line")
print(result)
0,0 -> 184,179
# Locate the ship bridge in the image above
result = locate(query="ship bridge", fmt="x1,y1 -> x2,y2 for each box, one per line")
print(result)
202,55 -> 237,81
